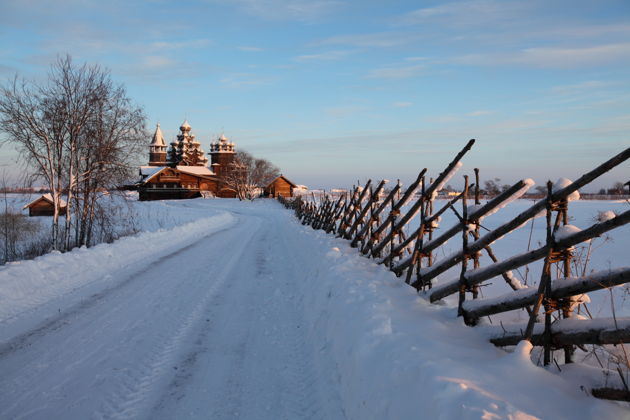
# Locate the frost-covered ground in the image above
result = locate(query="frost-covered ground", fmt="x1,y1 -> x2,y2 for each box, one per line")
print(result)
0,196 -> 629,419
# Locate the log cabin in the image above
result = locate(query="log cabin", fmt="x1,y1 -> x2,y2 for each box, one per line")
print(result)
23,194 -> 67,217
264,175 -> 297,198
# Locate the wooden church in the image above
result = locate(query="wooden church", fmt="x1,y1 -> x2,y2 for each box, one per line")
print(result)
138,121 -> 238,200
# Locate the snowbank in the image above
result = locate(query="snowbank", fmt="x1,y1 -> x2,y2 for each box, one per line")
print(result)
0,211 -> 236,329
294,220 -> 628,419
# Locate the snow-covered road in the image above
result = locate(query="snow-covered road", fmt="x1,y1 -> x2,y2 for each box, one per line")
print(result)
0,205 -> 343,420
1,199 -> 629,420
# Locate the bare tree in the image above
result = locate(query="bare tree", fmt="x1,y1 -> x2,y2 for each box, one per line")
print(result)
0,75 -> 65,248
72,75 -> 146,247
222,150 -> 280,200
611,181 -> 625,195
0,55 -> 145,251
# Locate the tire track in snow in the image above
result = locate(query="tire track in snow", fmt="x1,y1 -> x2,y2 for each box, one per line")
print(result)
0,215 -> 262,420
95,217 -> 263,420
148,209 -> 341,419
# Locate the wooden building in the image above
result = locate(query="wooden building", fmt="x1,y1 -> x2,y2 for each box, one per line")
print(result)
264,175 -> 297,198
23,194 -> 67,217
138,166 -> 238,200
138,121 -> 238,200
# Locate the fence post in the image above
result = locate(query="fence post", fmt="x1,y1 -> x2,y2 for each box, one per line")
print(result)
458,175 -> 470,317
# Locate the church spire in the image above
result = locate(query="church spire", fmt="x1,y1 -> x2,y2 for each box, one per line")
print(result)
148,123 -> 167,166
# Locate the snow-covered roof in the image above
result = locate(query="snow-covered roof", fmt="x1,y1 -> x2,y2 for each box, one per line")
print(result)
180,120 -> 191,131
23,193 -> 67,209
151,124 -> 166,146
140,166 -> 164,177
139,165 -> 216,184
176,166 -> 215,177
267,175 -> 297,188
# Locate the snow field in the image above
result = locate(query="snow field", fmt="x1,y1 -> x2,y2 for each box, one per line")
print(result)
293,214 -> 629,419
0,197 -> 628,419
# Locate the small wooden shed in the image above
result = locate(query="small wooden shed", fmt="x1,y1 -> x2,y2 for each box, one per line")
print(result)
264,175 -> 297,198
23,194 -> 67,217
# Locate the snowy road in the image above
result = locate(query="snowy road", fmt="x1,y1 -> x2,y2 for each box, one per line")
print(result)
1,199 -> 629,420
0,205 -> 343,420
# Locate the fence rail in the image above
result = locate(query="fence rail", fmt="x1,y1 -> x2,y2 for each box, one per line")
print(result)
278,141 -> 630,401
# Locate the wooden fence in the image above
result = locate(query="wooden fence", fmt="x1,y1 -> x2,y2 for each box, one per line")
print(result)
279,140 -> 630,402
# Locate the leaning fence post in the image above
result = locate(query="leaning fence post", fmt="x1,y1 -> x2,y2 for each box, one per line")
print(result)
458,175 -> 470,316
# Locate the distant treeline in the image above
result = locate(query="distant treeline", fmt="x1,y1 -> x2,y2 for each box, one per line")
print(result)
0,187 -> 50,194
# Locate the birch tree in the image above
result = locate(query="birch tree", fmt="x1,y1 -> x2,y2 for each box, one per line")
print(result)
221,150 -> 280,200
0,55 -> 145,251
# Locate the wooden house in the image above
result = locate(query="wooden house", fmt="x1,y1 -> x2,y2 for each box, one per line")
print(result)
138,166 -> 228,201
23,194 -> 67,217
264,175 -> 297,198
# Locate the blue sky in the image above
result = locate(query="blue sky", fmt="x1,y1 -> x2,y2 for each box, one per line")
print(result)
1,0 -> 629,190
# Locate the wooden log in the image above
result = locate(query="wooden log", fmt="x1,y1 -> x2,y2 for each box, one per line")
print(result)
324,195 -> 346,233
339,182 -> 371,237
351,183 -> 400,248
591,388 -> 630,402
428,208 -> 630,302
346,180 -> 385,240
372,140 -> 474,258
396,179 -> 531,276
414,146 -> 630,289
488,318 -> 630,347
371,170 -> 426,239
337,186 -> 360,234
382,189 -> 467,267
462,267 -> 630,321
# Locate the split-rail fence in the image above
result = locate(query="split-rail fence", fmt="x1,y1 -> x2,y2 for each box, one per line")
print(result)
279,140 -> 630,402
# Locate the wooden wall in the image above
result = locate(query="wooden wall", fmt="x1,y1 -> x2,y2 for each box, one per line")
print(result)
267,178 -> 293,198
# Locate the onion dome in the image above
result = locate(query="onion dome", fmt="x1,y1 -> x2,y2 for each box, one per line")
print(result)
180,120 -> 191,132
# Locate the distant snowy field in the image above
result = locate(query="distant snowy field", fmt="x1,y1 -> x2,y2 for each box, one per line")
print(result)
1,195 -> 629,419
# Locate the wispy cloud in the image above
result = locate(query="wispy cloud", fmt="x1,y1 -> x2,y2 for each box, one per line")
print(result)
217,0 -> 344,22
324,105 -> 367,117
151,39 -> 212,50
450,43 -> 630,68
392,102 -> 413,108
398,0 -> 527,27
238,46 -> 264,52
549,80 -> 615,95
366,64 -> 425,79
140,55 -> 177,70
466,110 -> 493,117
220,73 -> 269,88
313,32 -> 420,48
520,43 -> 630,67
295,50 -> 353,62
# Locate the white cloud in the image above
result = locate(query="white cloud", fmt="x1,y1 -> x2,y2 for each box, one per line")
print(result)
399,0 -> 527,27
549,80 -> 614,95
140,55 -> 177,70
151,39 -> 212,50
324,105 -> 366,117
238,46 -> 264,52
314,32 -> 420,48
295,50 -> 353,62
466,110 -> 493,117
366,64 -> 425,79
217,0 -> 344,22
392,102 -> 413,108
220,73 -> 269,88
517,43 -> 630,68
450,43 -> 630,68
